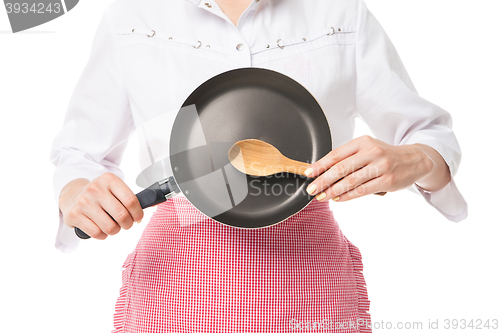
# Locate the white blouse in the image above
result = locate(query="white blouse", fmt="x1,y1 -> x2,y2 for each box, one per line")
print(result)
50,0 -> 468,253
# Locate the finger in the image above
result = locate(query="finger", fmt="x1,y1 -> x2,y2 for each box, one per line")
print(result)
83,205 -> 121,236
74,214 -> 108,240
307,152 -> 371,196
101,195 -> 135,231
305,138 -> 364,178
107,179 -> 144,223
315,165 -> 379,201
318,176 -> 385,203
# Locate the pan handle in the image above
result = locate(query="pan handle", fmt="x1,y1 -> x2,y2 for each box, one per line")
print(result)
74,176 -> 180,240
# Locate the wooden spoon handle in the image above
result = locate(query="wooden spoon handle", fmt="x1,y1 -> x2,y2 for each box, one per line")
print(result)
282,158 -> 311,177
283,157 -> 387,196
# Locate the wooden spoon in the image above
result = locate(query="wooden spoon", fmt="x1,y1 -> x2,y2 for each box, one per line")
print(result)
228,139 -> 386,196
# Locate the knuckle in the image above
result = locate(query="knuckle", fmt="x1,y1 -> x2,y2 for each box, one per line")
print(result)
88,227 -> 102,239
370,145 -> 385,156
335,162 -> 347,175
355,184 -> 366,195
328,150 -> 339,161
339,182 -> 350,193
104,223 -> 120,236
122,195 -> 138,209
331,184 -> 344,196
114,210 -> 129,225
77,195 -> 90,207
101,172 -> 116,182
86,182 -> 99,194
361,135 -> 373,143
347,174 -> 357,186
67,208 -> 79,220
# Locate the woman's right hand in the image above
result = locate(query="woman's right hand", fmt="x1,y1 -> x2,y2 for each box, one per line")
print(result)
58,173 -> 144,240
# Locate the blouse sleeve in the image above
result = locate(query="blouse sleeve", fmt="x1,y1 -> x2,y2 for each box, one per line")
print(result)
354,0 -> 468,222
49,6 -> 134,253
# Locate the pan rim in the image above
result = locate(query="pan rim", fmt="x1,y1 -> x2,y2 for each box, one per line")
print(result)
169,67 -> 333,228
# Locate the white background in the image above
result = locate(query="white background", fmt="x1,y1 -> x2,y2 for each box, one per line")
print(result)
0,0 -> 498,332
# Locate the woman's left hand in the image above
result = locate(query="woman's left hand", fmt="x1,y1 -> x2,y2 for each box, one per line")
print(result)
304,135 -> 434,202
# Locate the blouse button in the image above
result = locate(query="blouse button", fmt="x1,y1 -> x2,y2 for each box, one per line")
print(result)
205,2 -> 212,8
236,43 -> 245,51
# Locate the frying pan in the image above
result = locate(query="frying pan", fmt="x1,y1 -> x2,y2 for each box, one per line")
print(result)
75,67 -> 334,239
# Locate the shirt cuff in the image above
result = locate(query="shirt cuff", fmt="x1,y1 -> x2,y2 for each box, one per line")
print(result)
406,176 -> 468,222
399,132 -> 467,222
56,209 -> 80,254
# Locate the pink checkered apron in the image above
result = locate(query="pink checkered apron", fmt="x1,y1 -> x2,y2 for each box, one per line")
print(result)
112,195 -> 372,332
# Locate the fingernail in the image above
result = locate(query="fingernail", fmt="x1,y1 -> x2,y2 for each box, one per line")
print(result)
306,184 -> 317,195
332,196 -> 340,202
316,192 -> 326,201
135,219 -> 142,224
304,168 -> 313,177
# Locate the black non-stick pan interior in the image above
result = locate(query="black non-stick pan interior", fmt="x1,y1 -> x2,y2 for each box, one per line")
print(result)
169,68 -> 332,228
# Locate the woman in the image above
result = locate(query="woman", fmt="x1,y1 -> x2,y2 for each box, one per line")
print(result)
50,0 -> 468,332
